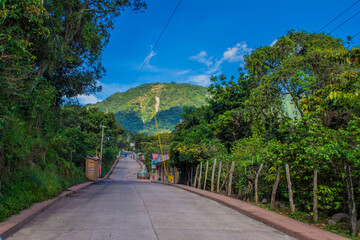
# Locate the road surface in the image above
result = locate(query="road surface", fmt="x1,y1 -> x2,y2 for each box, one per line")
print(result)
8,155 -> 295,240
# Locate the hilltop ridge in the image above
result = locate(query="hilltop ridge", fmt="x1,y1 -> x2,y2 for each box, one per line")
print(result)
90,83 -> 209,134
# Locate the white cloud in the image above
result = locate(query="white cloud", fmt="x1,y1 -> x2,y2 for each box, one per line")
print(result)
222,42 -> 251,63
144,49 -> 158,71
206,60 -> 222,75
74,80 -> 131,105
188,74 -> 211,86
77,94 -> 101,105
270,39 -> 278,47
174,69 -> 191,75
190,51 -> 214,67
189,42 -> 252,78
147,50 -> 156,63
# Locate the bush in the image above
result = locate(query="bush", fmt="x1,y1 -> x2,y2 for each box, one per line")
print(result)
0,163 -> 86,222
101,147 -> 118,177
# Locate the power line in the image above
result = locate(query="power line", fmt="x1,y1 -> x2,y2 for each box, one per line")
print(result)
318,0 -> 360,32
352,31 -> 360,38
329,9 -> 360,34
130,0 -> 182,89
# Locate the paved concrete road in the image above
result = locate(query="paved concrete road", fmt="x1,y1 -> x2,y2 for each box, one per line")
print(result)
8,155 -> 295,240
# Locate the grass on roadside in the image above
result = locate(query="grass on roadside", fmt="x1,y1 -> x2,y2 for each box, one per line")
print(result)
0,163 -> 86,222
252,202 -> 359,240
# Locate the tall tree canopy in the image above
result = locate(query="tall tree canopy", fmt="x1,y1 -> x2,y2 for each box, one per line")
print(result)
0,0 -> 146,105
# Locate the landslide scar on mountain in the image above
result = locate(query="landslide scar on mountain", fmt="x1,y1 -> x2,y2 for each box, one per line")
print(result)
155,96 -> 160,113
151,84 -> 165,92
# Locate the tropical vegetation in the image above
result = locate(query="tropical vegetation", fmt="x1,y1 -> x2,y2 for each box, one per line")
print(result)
0,0 -> 145,222
170,31 -> 360,237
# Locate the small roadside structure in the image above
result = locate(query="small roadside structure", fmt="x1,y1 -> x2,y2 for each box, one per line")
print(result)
85,156 -> 101,181
152,153 -> 179,183
137,167 -> 150,179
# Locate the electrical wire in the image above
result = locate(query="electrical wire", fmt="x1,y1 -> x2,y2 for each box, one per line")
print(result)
352,31 -> 360,38
329,9 -> 360,34
318,0 -> 360,32
130,0 -> 182,89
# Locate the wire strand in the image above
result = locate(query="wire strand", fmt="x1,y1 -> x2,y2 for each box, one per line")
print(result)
130,0 -> 182,88
329,9 -> 360,34
352,31 -> 360,38
318,0 -> 360,32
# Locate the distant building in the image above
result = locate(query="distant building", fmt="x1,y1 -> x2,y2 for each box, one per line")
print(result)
137,153 -> 145,161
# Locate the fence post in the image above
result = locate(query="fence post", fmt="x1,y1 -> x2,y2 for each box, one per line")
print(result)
217,161 -> 222,193
345,165 -> 357,237
254,163 -> 263,203
211,159 -> 217,192
203,161 -> 209,190
313,166 -> 318,221
271,164 -> 280,209
198,162 -> 203,189
285,164 -> 295,213
227,161 -> 235,197
193,165 -> 199,188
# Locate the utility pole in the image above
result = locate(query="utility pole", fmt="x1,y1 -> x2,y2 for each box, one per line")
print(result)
100,124 -> 107,163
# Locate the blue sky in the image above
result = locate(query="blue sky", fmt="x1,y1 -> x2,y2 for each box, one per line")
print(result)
78,0 -> 360,104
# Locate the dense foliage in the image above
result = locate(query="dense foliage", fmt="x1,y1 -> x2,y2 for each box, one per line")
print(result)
90,83 -> 209,135
171,31 -> 360,230
0,0 -> 145,222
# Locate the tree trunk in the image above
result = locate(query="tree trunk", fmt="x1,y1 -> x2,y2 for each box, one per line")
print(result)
271,164 -> 280,209
211,158 -> 217,192
254,163 -> 263,203
193,165 -> 199,188
285,164 -> 295,213
345,165 -> 357,237
313,166 -> 318,222
198,162 -> 203,189
227,161 -> 235,197
217,161 -> 222,193
203,161 -> 209,190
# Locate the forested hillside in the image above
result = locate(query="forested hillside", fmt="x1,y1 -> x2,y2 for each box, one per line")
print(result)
170,31 -> 360,237
90,83 -> 209,134
0,0 -> 145,222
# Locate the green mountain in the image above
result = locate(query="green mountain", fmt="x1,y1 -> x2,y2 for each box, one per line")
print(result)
90,83 -> 209,135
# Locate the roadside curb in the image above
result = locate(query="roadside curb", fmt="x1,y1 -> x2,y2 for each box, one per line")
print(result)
0,158 -> 120,239
134,157 -> 145,168
135,159 -> 145,168
153,181 -> 349,240
100,157 -> 120,180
